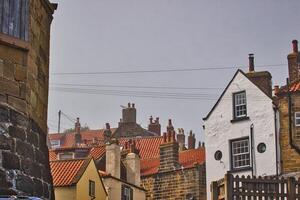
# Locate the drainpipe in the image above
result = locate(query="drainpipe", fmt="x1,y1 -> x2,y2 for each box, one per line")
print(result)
250,124 -> 255,177
273,106 -> 279,176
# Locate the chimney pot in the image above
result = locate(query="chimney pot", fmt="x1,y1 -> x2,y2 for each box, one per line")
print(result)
105,123 -> 110,130
163,132 -> 167,143
156,117 -> 159,123
292,40 -> 298,53
132,103 -> 135,108
249,53 -> 255,72
128,102 -> 131,108
150,116 -> 153,124
274,85 -> 279,95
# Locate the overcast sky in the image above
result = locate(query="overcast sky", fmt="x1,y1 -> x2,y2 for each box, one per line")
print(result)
48,0 -> 300,143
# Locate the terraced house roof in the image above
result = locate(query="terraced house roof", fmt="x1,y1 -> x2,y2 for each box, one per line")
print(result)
50,158 -> 91,186
140,148 -> 205,176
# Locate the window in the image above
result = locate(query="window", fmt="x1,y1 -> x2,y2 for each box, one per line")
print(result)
233,91 -> 247,119
230,138 -> 251,170
89,180 -> 95,197
295,112 -> 300,126
58,152 -> 74,160
50,140 -> 60,148
0,0 -> 29,40
122,185 -> 133,200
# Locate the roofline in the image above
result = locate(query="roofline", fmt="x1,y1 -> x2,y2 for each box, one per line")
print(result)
141,163 -> 205,177
102,175 -> 147,191
203,69 -> 273,121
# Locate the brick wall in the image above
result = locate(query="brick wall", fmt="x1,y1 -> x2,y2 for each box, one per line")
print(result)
141,164 -> 206,200
0,0 -> 56,198
278,93 -> 300,173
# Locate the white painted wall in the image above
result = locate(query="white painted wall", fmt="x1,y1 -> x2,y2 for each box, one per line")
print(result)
203,71 -> 278,200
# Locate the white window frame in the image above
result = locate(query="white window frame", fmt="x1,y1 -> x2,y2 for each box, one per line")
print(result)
50,140 -> 60,148
295,112 -> 300,127
233,91 -> 247,119
58,152 -> 74,160
231,138 -> 251,170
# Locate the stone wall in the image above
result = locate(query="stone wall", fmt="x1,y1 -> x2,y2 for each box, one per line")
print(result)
141,164 -> 206,200
278,93 -> 300,173
0,0 -> 56,198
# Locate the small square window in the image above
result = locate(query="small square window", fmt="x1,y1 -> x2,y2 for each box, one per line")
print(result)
230,138 -> 251,170
89,180 -> 95,197
58,152 -> 74,160
50,140 -> 60,148
122,185 -> 133,200
233,91 -> 247,119
295,112 -> 300,127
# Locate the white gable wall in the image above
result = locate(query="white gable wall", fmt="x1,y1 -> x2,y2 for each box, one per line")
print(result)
204,71 -> 277,200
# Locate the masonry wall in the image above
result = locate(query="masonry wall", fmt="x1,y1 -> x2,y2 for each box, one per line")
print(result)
0,0 -> 56,198
278,93 -> 300,173
141,165 -> 206,200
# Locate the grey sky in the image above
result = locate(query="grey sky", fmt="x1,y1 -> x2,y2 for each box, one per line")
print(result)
48,0 -> 300,142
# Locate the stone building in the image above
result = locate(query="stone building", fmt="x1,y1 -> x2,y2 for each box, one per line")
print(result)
140,122 -> 206,200
275,40 -> 300,174
0,0 -> 57,198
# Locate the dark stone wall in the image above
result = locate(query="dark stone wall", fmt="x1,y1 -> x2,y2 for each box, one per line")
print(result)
0,105 -> 53,198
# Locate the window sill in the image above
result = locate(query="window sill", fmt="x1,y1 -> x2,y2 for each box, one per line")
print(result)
228,166 -> 252,173
230,116 -> 250,123
0,33 -> 29,51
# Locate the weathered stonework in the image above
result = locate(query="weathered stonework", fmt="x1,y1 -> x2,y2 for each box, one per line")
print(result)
0,0 -> 56,198
141,165 -> 206,200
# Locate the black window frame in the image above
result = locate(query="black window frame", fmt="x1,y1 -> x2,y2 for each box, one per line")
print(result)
89,180 -> 95,197
229,137 -> 252,172
0,0 -> 29,41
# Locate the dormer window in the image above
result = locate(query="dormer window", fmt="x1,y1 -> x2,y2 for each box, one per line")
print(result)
58,152 -> 74,160
233,91 -> 247,119
0,0 -> 29,41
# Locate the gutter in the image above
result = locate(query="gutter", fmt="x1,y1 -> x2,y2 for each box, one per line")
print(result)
273,106 -> 279,176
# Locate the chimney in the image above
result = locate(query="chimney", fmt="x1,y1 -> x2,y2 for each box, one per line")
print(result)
274,85 -> 279,96
188,130 -> 196,149
287,40 -> 300,83
246,54 -> 272,97
104,123 -> 112,143
106,142 -> 121,179
123,142 -> 140,186
167,119 -> 174,132
148,116 -> 161,136
74,117 -> 81,145
159,124 -> 179,172
177,128 -> 185,151
122,102 -> 137,124
249,54 -> 255,72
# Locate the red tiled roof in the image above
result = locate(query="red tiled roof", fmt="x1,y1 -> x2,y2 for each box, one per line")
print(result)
140,148 -> 205,176
289,80 -> 300,92
49,150 -> 57,161
119,136 -> 164,159
48,128 -> 117,148
50,158 -> 90,186
90,146 -> 106,160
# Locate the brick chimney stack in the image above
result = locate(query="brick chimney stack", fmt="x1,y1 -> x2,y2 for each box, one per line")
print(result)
246,54 -> 272,97
288,40 -> 300,83
122,102 -> 137,124
148,116 -> 161,136
106,142 -> 121,179
188,130 -> 196,149
177,128 -> 185,151
249,53 -> 255,72
124,141 -> 140,186
74,117 -> 82,145
159,121 -> 179,172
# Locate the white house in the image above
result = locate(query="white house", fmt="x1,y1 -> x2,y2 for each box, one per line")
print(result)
203,55 -> 280,200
